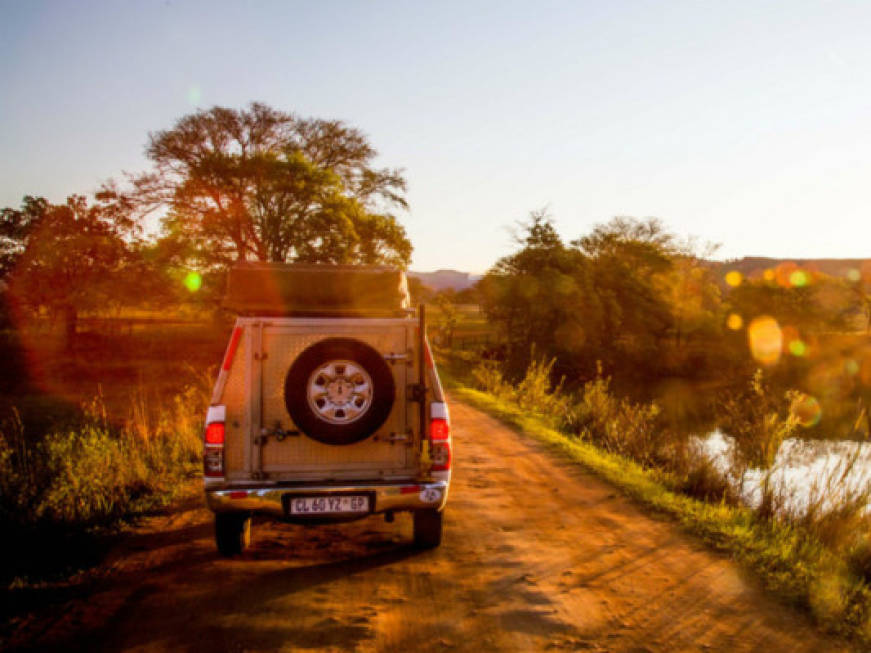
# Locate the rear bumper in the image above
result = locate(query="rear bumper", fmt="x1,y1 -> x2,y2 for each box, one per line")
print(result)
205,480 -> 449,518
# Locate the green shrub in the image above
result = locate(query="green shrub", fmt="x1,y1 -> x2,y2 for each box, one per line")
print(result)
574,369 -> 668,468
0,376 -> 206,533
720,369 -> 799,472
471,355 -> 573,428
677,453 -> 739,505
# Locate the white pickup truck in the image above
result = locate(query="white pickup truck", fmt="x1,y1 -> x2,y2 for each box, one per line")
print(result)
203,264 -> 451,556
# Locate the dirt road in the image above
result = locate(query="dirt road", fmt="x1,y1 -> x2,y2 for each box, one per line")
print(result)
6,398 -> 845,652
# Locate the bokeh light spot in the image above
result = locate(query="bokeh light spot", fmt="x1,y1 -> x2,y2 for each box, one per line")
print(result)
747,316 -> 782,366
789,269 -> 809,287
187,85 -> 202,105
788,339 -> 807,357
845,359 -> 860,376
725,270 -> 743,287
775,262 -> 798,288
792,394 -> 822,428
184,272 -> 202,293
847,268 -> 862,282
726,313 -> 743,330
763,268 -> 776,282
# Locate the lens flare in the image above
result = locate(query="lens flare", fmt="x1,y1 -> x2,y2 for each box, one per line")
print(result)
789,270 -> 809,287
726,313 -> 743,330
847,268 -> 862,283
747,316 -> 782,366
187,85 -> 202,105
845,359 -> 860,376
725,271 -> 743,287
792,394 -> 822,428
774,262 -> 798,288
184,272 -> 202,292
788,339 -> 808,357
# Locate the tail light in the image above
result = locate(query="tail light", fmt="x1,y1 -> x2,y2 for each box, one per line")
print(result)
204,405 -> 226,478
205,423 -> 225,444
430,402 -> 451,472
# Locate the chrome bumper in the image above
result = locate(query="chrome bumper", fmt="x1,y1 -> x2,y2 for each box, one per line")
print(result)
205,480 -> 449,518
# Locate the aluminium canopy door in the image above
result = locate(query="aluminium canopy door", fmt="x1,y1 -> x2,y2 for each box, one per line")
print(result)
251,318 -> 417,481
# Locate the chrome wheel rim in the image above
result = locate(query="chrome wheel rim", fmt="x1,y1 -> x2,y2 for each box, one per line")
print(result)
306,359 -> 373,424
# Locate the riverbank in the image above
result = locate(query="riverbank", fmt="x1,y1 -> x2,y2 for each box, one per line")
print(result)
439,357 -> 871,646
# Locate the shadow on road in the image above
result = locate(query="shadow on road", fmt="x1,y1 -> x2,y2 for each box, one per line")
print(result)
4,510 -> 426,653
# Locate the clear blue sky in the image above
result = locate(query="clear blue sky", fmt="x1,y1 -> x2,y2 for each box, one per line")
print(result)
2,0 -> 870,272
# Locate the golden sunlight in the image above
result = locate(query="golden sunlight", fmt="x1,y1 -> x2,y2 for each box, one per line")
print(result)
724,270 -> 743,287
747,316 -> 783,366
726,313 -> 744,330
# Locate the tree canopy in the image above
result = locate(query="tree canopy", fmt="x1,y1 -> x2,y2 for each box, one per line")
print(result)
1,195 -> 133,345
480,212 -> 724,380
102,102 -> 412,268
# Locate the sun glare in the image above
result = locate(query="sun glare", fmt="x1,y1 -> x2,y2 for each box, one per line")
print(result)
747,316 -> 782,366
726,313 -> 743,330
725,271 -> 742,287
183,271 -> 202,292
792,394 -> 822,428
187,85 -> 202,105
788,339 -> 808,357
789,270 -> 809,287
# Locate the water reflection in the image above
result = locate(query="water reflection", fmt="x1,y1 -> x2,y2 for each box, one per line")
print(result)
697,431 -> 871,514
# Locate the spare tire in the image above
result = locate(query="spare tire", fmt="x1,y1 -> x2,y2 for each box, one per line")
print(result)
284,338 -> 395,445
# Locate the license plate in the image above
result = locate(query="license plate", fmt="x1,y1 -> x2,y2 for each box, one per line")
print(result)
289,495 -> 369,515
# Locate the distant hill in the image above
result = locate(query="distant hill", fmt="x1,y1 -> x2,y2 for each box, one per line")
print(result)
410,258 -> 870,294
408,269 -> 481,291
712,257 -> 869,286
717,257 -> 869,277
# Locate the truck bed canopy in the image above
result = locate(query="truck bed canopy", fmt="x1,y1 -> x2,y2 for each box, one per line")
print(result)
223,263 -> 411,317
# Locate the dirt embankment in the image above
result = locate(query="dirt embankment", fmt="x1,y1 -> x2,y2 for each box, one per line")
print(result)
3,398 -> 846,652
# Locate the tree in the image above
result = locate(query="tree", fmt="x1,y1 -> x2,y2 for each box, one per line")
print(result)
728,276 -> 851,335
846,275 -> 871,332
480,210 -> 603,378
406,277 -> 435,305
0,196 -> 50,278
434,293 -> 459,348
664,254 -> 722,346
481,213 -> 722,382
102,103 -> 412,268
2,195 -> 130,347
571,217 -> 677,348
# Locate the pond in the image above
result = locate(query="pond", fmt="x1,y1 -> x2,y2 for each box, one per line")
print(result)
697,430 -> 871,515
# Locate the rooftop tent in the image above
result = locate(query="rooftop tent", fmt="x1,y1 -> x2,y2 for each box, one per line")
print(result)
223,263 -> 411,317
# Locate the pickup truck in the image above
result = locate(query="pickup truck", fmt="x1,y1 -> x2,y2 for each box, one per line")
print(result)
203,264 -> 451,555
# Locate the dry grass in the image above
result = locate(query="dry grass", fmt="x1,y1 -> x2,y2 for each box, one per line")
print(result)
0,321 -> 224,585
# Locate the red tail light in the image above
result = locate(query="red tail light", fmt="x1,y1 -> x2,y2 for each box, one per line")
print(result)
205,422 -> 225,444
431,418 -> 450,440
430,417 -> 451,471
204,406 -> 226,478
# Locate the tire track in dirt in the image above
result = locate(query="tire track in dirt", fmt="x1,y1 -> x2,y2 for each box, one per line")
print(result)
5,397 -> 847,652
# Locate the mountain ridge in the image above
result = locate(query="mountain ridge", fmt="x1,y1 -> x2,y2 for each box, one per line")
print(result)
411,257 -> 871,292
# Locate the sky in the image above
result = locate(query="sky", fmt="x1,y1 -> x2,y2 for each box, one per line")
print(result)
2,0 -> 871,273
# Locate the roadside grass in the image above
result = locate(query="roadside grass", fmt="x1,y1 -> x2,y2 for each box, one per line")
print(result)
438,351 -> 871,645
0,323 -> 222,588
0,378 -> 208,587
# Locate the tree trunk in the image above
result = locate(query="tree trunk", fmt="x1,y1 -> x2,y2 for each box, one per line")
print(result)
62,304 -> 77,351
